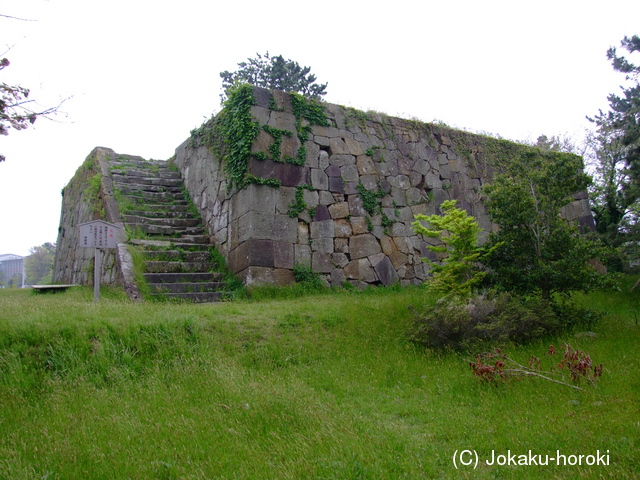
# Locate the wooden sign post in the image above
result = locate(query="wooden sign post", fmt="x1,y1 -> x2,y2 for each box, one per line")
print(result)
78,220 -> 122,302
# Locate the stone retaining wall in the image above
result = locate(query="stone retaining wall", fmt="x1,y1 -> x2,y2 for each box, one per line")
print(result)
53,148 -> 141,300
175,86 -> 593,287
52,149 -> 120,286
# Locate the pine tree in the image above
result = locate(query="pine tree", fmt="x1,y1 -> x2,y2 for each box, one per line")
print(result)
219,52 -> 327,103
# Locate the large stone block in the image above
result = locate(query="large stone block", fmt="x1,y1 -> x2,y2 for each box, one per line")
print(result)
312,252 -> 333,273
310,168 -> 329,190
306,142 -> 320,169
332,252 -> 349,268
374,256 -> 399,286
341,164 -> 359,182
334,219 -> 353,237
329,154 -> 355,166
350,216 -> 368,235
344,258 -> 375,282
295,244 -> 311,265
389,250 -> 409,270
239,266 -> 295,286
334,237 -> 349,254
313,205 -> 331,221
344,137 -> 364,156
229,238 -> 274,273
231,211 -> 297,248
349,234 -> 381,259
248,158 -> 310,187
329,202 -> 349,219
325,165 -> 341,177
274,241 -> 295,269
230,183 -> 277,220
250,105 -> 271,126
311,237 -> 333,254
356,155 -> 376,175
328,176 -> 344,193
310,219 -> 335,238
329,137 -> 350,155
330,268 -> 346,286
267,110 -> 297,131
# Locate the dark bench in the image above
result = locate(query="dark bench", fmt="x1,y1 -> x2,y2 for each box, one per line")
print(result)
31,284 -> 78,293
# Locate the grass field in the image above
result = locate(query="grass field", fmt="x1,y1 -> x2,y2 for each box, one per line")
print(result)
0,281 -> 638,479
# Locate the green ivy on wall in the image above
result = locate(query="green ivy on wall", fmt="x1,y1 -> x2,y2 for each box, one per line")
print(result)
257,91 -> 330,169
189,84 -> 260,190
190,85 -> 329,191
288,184 -> 315,218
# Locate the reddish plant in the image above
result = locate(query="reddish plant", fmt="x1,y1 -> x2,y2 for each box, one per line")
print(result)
468,344 -> 602,390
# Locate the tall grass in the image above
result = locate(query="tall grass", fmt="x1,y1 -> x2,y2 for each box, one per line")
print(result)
0,283 -> 638,479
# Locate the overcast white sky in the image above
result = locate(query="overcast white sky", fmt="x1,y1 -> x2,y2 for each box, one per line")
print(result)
1,0 -> 639,257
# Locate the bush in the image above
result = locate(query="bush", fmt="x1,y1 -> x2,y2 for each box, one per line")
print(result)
292,263 -> 323,287
408,292 -> 563,351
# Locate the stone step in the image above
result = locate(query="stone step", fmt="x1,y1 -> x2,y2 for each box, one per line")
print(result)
130,204 -> 193,213
112,174 -> 183,188
120,190 -> 186,202
126,209 -> 196,219
109,157 -> 169,166
111,167 -> 181,180
144,250 -> 211,262
147,282 -> 225,293
129,239 -> 211,250
174,234 -> 211,244
144,272 -> 221,283
109,158 -> 168,167
112,155 -> 233,303
128,223 -> 206,236
123,214 -> 201,228
149,291 -> 225,303
121,195 -> 188,207
115,183 -> 184,194
144,261 -> 217,273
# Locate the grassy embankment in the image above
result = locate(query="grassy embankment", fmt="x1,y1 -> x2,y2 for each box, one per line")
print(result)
0,281 -> 638,479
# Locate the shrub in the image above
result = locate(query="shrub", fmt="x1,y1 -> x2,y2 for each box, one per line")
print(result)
412,200 -> 489,297
408,292 -> 560,351
292,263 -> 324,289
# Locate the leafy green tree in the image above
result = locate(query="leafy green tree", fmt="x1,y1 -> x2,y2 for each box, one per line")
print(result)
533,134 -> 582,154
412,200 -> 487,296
25,242 -> 55,285
586,35 -> 640,240
220,52 -> 327,102
483,151 -> 606,301
585,113 -> 637,245
1,14 -> 66,163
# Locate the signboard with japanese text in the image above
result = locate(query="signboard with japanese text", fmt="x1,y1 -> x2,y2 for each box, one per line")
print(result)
78,220 -> 122,249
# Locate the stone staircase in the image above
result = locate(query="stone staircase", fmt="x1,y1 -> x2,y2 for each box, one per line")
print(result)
109,155 -> 230,302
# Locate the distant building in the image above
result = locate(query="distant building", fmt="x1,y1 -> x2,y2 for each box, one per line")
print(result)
0,254 -> 25,287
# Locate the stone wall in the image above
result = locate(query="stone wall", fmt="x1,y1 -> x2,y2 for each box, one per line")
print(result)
175,86 -> 593,287
53,147 -> 140,299
53,149 -> 118,285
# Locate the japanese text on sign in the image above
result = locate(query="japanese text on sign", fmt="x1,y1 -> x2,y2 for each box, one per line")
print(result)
78,221 -> 121,249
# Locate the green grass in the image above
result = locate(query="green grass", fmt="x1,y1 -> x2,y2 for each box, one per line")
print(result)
0,282 -> 638,479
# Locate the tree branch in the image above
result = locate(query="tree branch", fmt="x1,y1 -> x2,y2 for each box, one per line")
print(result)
0,13 -> 37,22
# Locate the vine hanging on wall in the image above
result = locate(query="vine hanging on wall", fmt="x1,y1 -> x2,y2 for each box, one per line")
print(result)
189,85 -> 330,190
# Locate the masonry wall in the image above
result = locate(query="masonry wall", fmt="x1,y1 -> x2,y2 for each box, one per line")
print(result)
53,149 -> 120,285
52,147 -> 142,301
176,87 -> 593,287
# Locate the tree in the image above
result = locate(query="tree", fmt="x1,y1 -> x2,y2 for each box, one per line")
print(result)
533,134 -> 582,154
483,151 -> 605,301
584,113 -> 636,244
587,35 -> 640,239
1,56 -> 64,163
219,52 -> 327,102
25,242 -> 55,285
412,200 -> 487,296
